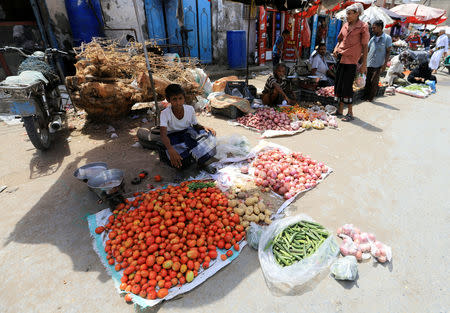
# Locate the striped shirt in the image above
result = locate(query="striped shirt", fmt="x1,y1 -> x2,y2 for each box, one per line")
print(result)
262,74 -> 288,94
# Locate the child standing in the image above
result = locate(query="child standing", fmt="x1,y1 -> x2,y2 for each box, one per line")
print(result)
160,84 -> 217,173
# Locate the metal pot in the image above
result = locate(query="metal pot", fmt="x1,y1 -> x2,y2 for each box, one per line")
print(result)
87,169 -> 124,199
73,162 -> 108,183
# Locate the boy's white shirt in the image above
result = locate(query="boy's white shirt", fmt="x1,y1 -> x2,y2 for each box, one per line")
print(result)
160,104 -> 197,133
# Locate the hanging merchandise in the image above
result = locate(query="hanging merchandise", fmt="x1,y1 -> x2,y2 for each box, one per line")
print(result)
301,18 -> 311,49
283,14 -> 299,61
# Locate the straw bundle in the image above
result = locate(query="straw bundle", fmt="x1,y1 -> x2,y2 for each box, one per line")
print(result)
66,38 -> 201,119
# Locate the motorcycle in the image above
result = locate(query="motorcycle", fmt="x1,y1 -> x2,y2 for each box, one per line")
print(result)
0,46 -> 69,150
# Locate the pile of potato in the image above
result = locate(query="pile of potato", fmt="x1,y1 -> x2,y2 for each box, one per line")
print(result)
226,185 -> 272,230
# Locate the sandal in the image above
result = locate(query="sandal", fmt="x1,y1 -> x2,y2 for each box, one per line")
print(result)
342,114 -> 354,122
334,111 -> 343,117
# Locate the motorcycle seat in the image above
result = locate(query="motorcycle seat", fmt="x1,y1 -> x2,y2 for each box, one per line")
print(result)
0,70 -> 49,89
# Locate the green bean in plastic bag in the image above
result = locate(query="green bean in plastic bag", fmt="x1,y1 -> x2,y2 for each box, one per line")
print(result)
258,214 -> 339,295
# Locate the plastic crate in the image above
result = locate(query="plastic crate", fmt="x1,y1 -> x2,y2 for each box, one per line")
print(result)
352,88 -> 364,103
295,89 -> 337,106
294,89 -> 316,102
224,81 -> 254,101
376,85 -> 387,97
211,105 -> 244,119
314,95 -> 338,106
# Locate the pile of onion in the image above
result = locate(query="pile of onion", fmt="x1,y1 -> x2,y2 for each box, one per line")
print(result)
236,108 -> 297,131
337,224 -> 390,263
251,148 -> 329,199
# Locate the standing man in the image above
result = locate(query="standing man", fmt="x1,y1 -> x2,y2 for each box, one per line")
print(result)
363,20 -> 392,102
429,29 -> 448,74
422,30 -> 431,51
333,3 -> 369,122
272,29 -> 290,66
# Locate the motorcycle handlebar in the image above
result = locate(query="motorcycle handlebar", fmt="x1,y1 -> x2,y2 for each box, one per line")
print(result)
45,48 -> 69,55
0,46 -> 70,57
0,46 -> 30,57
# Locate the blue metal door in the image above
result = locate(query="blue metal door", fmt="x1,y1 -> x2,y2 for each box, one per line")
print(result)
164,0 -> 182,52
144,0 -> 166,42
183,0 -> 199,59
197,0 -> 212,63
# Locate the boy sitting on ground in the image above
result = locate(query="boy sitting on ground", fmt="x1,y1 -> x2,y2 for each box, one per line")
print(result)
160,84 -> 217,174
261,63 -> 295,106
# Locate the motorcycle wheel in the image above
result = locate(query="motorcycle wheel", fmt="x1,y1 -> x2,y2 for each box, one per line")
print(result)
23,116 -> 51,150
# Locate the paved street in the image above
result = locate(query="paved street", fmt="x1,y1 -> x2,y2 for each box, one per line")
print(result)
0,72 -> 449,313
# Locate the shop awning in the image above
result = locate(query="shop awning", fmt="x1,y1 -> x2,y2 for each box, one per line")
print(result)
226,0 -> 342,11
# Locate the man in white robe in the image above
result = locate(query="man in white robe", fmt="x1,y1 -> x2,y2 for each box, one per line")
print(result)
429,29 -> 448,73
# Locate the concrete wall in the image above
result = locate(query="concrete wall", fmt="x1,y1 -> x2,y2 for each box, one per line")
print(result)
212,0 -> 256,65
101,0 -> 148,45
44,0 -> 72,49
44,0 -> 147,48
44,0 -> 257,64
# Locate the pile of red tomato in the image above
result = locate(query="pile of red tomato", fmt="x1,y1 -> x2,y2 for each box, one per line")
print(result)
95,181 -> 245,302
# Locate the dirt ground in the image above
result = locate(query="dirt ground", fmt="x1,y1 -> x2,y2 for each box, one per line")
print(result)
0,72 -> 449,313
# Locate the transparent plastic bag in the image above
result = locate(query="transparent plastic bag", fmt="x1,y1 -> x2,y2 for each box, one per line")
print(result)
330,256 -> 358,281
231,88 -> 244,98
215,135 -> 250,160
247,222 -> 264,250
194,95 -> 209,112
370,240 -> 392,264
337,224 -> 392,263
425,80 -> 436,93
258,214 -> 339,295
355,73 -> 366,88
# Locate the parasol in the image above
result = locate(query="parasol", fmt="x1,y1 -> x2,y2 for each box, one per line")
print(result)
390,4 -> 447,25
378,6 -> 404,21
335,6 -> 393,26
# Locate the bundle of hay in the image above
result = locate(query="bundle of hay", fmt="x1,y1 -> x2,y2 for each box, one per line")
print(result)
66,38 -> 201,119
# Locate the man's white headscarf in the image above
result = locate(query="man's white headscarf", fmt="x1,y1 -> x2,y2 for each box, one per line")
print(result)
346,3 -> 364,15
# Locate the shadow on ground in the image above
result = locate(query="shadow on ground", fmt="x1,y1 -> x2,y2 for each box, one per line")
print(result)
349,116 -> 383,132
29,130 -> 72,179
371,99 -> 400,111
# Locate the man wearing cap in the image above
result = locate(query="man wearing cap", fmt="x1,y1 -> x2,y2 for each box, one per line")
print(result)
333,3 -> 369,121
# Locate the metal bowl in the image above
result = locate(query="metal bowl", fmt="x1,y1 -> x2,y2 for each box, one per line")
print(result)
74,162 -> 108,182
87,169 -> 124,194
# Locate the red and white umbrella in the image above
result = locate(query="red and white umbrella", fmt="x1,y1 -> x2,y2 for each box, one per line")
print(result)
390,3 -> 447,25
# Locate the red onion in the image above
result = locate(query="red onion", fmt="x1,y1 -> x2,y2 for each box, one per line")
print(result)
250,148 -> 329,199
